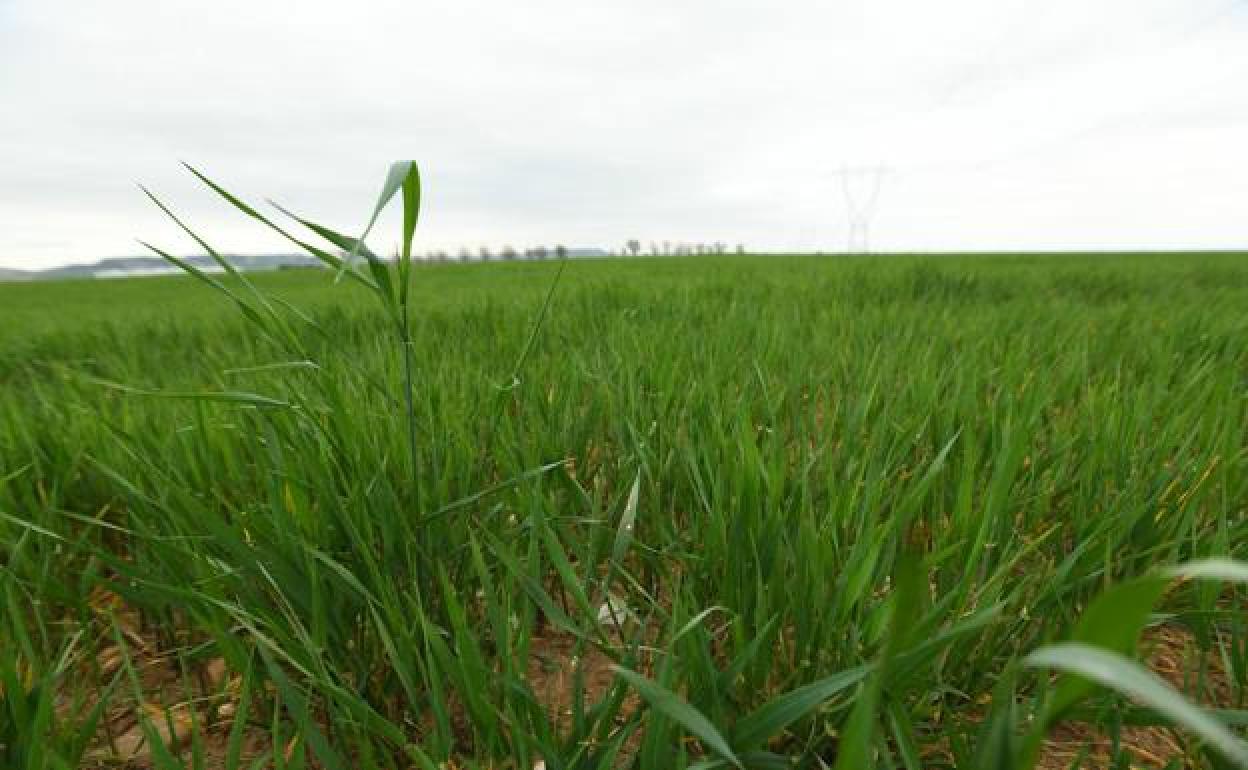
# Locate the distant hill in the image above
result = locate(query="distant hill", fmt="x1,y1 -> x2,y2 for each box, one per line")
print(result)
3,248 -> 615,282
6,254 -> 324,282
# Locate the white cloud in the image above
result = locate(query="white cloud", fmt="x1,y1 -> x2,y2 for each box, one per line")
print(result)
2,0 -> 1246,268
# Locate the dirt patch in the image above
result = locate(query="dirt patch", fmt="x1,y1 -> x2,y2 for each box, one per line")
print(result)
1038,722 -> 1184,770
64,589 -> 1243,768
73,588 -> 270,768
526,629 -> 627,731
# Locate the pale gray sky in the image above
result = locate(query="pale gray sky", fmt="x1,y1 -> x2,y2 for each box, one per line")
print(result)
2,0 -> 1247,268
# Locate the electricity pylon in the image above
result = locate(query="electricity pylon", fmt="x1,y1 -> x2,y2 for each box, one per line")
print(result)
833,164 -> 889,253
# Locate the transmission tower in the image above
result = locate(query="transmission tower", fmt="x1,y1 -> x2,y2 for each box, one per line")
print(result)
833,164 -> 889,253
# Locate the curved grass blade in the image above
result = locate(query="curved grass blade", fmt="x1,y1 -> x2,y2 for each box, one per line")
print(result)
611,471 -> 642,568
733,664 -> 872,749
139,185 -> 283,323
1026,643 -> 1248,768
340,160 -> 417,293
611,665 -> 743,768
223,360 -> 321,376
501,252 -> 569,390
422,460 -> 565,522
180,163 -> 378,291
399,162 -> 420,306
832,553 -> 926,770
81,374 -> 289,408
267,201 -> 383,265
832,673 -> 880,770
137,241 -> 272,333
355,160 -> 415,258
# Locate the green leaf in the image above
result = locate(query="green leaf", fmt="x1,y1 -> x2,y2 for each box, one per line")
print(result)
422,460 -> 565,522
363,161 -> 415,248
1025,643 -> 1248,768
884,551 -> 927,658
482,531 -> 596,643
715,617 -> 777,694
266,199 -> 396,311
80,375 -> 289,408
139,184 -> 276,322
611,472 -> 642,569
733,664 -> 872,749
968,671 -> 1020,770
671,606 -> 731,644
223,361 -> 320,376
341,160 -> 417,293
612,665 -> 742,768
180,163 -> 379,291
0,464 -> 30,487
268,201 -> 383,261
137,240 -> 272,333
255,646 -> 350,770
833,550 -> 925,770
538,517 -> 598,625
833,674 -> 880,770
399,162 -> 421,305
689,752 -> 791,770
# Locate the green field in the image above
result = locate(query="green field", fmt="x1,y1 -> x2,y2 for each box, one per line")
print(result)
3,252 -> 1247,768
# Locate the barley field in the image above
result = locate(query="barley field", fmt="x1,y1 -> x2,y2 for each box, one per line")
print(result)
3,242 -> 1247,767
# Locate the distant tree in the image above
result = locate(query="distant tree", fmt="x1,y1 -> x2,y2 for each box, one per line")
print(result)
534,246 -> 549,260
555,244 -> 568,259
736,243 -> 746,255
501,245 -> 518,260
479,246 -> 492,261
626,239 -> 641,257
662,240 -> 672,256
458,247 -> 472,261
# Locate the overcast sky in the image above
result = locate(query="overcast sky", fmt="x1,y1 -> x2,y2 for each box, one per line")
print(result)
2,0 -> 1246,269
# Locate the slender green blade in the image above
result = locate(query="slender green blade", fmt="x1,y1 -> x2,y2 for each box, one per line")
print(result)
733,664 -> 872,749
340,160 -> 417,293
611,472 -> 642,568
399,162 -> 421,305
181,162 -> 378,290
81,375 -> 289,408
612,665 -> 742,768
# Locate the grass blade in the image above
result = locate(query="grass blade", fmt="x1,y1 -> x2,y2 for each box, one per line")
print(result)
733,664 -> 872,749
612,665 -> 743,768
